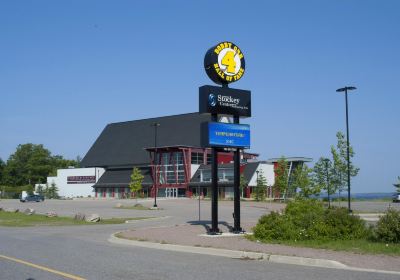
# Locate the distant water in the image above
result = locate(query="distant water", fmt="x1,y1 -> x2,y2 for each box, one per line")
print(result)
319,192 -> 395,200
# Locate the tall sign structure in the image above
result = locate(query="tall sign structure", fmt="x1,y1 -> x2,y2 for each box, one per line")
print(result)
199,41 -> 251,234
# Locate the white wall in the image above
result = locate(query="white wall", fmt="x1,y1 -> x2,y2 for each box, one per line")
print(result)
248,163 -> 275,187
44,167 -> 105,198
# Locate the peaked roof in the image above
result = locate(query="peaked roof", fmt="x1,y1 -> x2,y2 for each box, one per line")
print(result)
81,113 -> 211,168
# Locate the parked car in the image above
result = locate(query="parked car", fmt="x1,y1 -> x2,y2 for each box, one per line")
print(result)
20,194 -> 45,202
393,193 -> 400,203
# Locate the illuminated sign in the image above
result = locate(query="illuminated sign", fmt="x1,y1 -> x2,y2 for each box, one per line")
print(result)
204,41 -> 245,85
67,176 -> 96,184
206,122 -> 250,148
199,85 -> 251,117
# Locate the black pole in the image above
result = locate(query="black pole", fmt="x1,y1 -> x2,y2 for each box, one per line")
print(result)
345,89 -> 352,213
153,123 -> 159,208
233,115 -> 242,233
198,186 -> 201,221
211,113 -> 219,234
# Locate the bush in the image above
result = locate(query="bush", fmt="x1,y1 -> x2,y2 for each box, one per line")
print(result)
254,212 -> 297,240
373,208 -> 400,243
253,199 -> 369,241
323,207 -> 368,240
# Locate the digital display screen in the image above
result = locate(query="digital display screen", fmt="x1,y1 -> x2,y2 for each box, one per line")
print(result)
208,122 -> 250,148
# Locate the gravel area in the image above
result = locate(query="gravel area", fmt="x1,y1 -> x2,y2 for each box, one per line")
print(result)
120,223 -> 400,272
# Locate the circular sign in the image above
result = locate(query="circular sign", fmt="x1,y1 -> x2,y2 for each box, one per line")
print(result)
204,41 -> 245,85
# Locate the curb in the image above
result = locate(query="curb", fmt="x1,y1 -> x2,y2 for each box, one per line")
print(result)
108,233 -> 400,275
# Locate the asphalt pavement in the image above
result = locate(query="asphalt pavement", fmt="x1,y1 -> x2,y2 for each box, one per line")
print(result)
0,198 -> 399,280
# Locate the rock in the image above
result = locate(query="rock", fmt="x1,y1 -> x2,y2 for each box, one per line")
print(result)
85,214 -> 100,223
4,208 -> 19,213
46,211 -> 57,218
115,203 -> 122,208
74,213 -> 86,221
23,208 -> 35,215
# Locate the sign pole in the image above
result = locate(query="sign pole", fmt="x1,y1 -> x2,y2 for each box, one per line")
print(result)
233,115 -> 242,233
211,113 -> 219,234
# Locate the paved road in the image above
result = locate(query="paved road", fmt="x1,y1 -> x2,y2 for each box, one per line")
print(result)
0,199 -> 399,279
0,224 -> 398,280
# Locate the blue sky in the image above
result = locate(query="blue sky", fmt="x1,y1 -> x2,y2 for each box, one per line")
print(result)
1,1 -> 399,193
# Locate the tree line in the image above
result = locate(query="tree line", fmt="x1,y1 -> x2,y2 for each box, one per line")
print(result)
0,143 -> 80,198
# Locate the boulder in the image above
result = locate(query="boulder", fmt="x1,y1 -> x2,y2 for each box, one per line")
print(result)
23,208 -> 35,215
85,214 -> 100,223
46,211 -> 57,218
74,213 -> 86,221
4,208 -> 19,213
115,203 -> 122,208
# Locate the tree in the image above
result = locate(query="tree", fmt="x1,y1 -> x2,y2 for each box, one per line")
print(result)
3,144 -> 54,187
273,156 -> 289,199
44,182 -> 59,199
0,157 -> 4,185
254,170 -> 267,201
129,167 -> 144,200
312,157 -> 337,198
240,174 -> 248,198
331,131 -> 360,190
394,176 -> 400,193
292,164 -> 320,198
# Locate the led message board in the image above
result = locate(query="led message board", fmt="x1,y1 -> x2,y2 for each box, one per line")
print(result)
206,122 -> 250,148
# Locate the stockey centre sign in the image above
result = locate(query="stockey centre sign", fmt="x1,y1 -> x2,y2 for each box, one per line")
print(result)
199,85 -> 251,117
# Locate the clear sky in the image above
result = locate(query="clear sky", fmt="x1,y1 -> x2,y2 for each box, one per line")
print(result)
1,1 -> 399,193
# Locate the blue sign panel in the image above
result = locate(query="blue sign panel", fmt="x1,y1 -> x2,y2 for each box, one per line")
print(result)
208,122 -> 250,148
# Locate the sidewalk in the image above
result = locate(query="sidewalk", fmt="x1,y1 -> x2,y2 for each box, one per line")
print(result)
116,222 -> 400,273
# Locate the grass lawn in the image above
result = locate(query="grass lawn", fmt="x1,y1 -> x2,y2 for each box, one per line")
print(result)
247,236 -> 400,256
0,211 -> 152,227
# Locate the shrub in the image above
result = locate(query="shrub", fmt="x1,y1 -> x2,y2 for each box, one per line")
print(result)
374,208 -> 400,243
253,199 -> 369,241
323,207 -> 368,240
254,212 -> 297,240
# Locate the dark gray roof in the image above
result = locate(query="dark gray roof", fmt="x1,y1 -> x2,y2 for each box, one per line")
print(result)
94,168 -> 153,188
81,113 -> 211,168
242,162 -> 260,183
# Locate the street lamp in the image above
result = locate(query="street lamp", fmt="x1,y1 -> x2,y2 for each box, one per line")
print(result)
336,86 -> 357,213
323,158 -> 331,208
151,122 -> 160,208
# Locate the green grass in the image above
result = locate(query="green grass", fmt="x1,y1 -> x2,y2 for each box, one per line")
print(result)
0,211 -> 151,227
247,236 -> 400,256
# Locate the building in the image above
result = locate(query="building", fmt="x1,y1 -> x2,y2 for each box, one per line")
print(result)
80,113 -> 312,199
44,167 -> 105,198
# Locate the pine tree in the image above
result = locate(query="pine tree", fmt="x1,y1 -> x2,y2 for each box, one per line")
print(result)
129,167 -> 144,201
255,170 -> 267,201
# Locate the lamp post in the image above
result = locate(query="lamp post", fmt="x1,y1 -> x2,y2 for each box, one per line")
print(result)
336,86 -> 357,213
323,158 -> 331,208
152,122 -> 160,208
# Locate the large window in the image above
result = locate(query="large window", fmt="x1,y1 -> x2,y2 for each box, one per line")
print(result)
157,152 -> 186,184
200,168 -> 233,182
191,152 -> 204,164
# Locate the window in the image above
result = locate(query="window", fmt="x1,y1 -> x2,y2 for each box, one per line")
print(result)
156,152 -> 186,184
191,152 -> 204,164
200,169 -> 234,182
